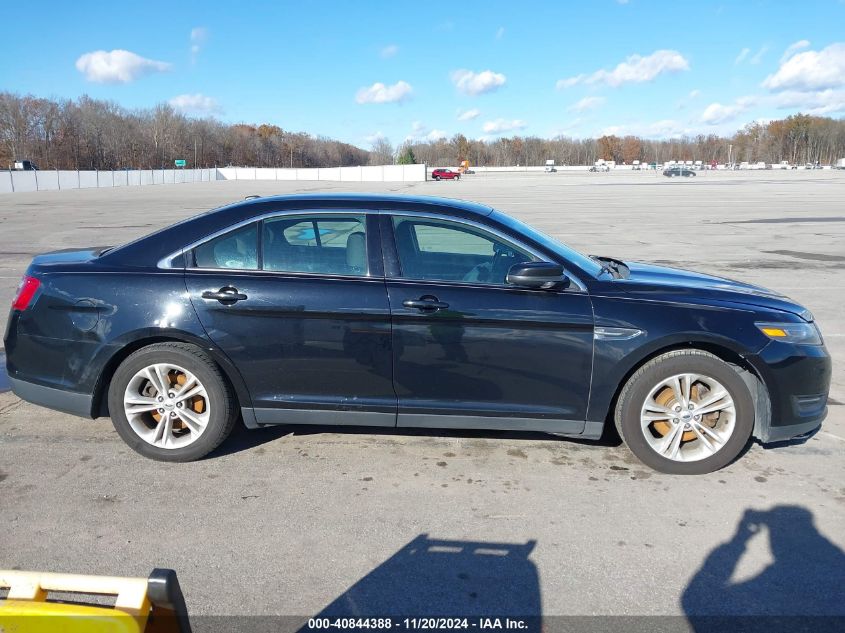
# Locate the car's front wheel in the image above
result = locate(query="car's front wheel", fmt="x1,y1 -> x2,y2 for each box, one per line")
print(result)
614,350 -> 754,474
107,342 -> 237,461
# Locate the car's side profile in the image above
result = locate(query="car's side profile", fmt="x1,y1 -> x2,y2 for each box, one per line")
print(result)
431,169 -> 460,181
663,167 -> 697,177
4,194 -> 831,474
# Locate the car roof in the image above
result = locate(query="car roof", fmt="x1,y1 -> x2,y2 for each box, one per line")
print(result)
226,192 -> 491,216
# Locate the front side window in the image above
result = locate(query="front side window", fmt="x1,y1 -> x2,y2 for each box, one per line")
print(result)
263,215 -> 367,276
191,223 -> 258,270
392,216 -> 534,284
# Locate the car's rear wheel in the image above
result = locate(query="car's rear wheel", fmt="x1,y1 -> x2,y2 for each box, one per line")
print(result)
614,350 -> 754,474
107,342 -> 237,462
433,175 -> 440,180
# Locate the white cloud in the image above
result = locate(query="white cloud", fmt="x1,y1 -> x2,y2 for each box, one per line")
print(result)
735,46 -> 768,66
75,49 -> 171,83
556,50 -> 689,88
190,27 -> 208,60
568,96 -> 605,112
355,80 -> 413,104
405,121 -> 447,143
734,48 -> 750,65
450,69 -> 507,95
457,108 -> 480,121
556,75 -> 586,89
482,118 -> 527,134
600,119 -> 690,139
781,40 -> 810,63
701,97 -> 755,125
762,42 -> 845,91
676,89 -> 702,111
749,46 -> 768,65
380,44 -> 399,58
772,89 -> 845,115
168,93 -> 220,114
364,131 -> 387,145
496,26 -> 505,39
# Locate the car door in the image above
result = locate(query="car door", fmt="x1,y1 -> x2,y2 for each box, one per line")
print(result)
184,211 -> 395,427
381,212 -> 594,434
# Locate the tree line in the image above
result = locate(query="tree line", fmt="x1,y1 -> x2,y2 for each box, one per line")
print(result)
402,115 -> 845,168
0,92 -> 368,170
1,92 -> 843,170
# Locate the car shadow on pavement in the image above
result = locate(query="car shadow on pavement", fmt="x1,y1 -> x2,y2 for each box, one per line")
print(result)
682,505 -> 845,633
208,416 -> 622,459
300,534 -> 541,628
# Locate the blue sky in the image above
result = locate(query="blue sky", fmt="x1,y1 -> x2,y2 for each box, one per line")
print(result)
3,0 -> 845,148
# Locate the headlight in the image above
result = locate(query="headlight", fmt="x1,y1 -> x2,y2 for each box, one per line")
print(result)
755,322 -> 822,345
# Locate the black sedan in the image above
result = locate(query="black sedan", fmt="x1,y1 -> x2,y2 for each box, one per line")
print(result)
4,194 -> 831,474
663,167 -> 696,177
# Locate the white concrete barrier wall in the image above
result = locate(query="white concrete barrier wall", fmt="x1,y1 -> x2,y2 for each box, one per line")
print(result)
58,171 -> 78,188
0,164 -> 423,194
36,171 -> 60,191
214,164 -> 427,183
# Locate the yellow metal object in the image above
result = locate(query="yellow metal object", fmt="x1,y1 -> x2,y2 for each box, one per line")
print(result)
0,570 -> 151,633
0,600 -> 144,632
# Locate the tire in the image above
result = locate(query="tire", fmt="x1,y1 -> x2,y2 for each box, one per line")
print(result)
107,342 -> 237,462
433,176 -> 440,181
614,350 -> 754,475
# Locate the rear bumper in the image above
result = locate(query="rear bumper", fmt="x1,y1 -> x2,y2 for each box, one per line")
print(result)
8,376 -> 93,418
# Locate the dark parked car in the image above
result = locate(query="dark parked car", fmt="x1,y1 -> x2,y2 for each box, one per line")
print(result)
663,167 -> 696,177
5,194 -> 830,474
431,168 -> 460,181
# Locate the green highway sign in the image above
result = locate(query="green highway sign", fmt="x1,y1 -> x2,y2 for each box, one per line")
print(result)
174,159 -> 186,167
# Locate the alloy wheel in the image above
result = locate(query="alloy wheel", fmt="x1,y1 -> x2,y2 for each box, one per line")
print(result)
123,362 -> 211,449
640,373 -> 736,462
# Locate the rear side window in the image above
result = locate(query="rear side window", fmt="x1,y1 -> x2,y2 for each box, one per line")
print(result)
263,215 -> 367,276
191,223 -> 258,270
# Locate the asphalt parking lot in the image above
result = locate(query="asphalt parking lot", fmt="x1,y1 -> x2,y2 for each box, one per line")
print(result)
1,170 -> 844,627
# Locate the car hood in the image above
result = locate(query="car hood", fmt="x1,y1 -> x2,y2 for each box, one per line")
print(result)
612,260 -> 810,319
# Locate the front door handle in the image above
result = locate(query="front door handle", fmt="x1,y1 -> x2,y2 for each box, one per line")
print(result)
403,296 -> 449,312
201,287 -> 248,303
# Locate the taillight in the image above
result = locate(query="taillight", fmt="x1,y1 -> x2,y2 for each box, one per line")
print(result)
12,276 -> 41,311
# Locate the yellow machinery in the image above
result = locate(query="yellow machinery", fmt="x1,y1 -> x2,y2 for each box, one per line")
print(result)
458,160 -> 470,173
0,568 -> 191,632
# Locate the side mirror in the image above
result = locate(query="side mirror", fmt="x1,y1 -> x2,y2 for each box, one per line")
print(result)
506,262 -> 568,289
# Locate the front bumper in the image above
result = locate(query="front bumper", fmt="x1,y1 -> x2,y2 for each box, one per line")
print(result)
8,376 -> 93,418
746,340 -> 831,443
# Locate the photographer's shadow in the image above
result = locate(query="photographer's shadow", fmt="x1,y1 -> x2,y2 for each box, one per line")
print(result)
682,505 -> 845,632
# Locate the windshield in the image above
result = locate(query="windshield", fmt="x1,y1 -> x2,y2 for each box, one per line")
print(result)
490,210 -> 605,277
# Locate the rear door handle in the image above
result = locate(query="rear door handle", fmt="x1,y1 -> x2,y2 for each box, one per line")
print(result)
201,287 -> 248,303
403,296 -> 449,312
